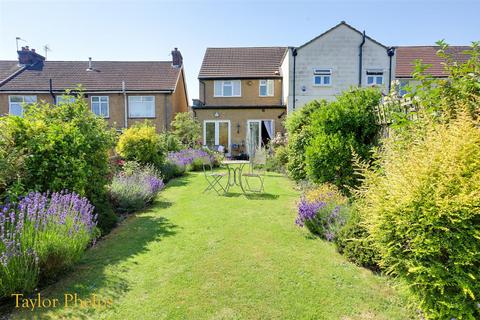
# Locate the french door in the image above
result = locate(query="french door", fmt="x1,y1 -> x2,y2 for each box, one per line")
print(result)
246,120 -> 274,155
204,120 -> 231,154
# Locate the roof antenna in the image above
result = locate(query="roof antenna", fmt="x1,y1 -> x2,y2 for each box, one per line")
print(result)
15,37 -> 27,51
43,44 -> 51,60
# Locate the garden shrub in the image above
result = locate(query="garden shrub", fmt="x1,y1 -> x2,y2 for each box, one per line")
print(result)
159,132 -> 182,152
109,162 -> 165,214
285,100 -> 324,181
304,87 -> 381,192
116,122 -> 166,169
159,161 -> 185,182
357,113 -> 480,319
0,122 -> 26,201
334,206 -> 380,271
0,191 -> 98,298
0,95 -> 117,233
265,145 -> 288,173
171,112 -> 201,148
295,184 -> 349,241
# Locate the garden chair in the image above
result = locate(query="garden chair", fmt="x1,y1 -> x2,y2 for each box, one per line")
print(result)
202,157 -> 227,195
242,146 -> 266,193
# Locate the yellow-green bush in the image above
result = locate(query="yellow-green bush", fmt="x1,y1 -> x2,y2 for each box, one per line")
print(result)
116,122 -> 166,169
358,113 -> 480,319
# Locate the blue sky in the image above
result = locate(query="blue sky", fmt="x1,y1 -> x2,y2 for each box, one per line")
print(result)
1,0 -> 479,100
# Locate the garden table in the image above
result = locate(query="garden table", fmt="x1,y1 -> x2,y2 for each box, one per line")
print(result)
221,160 -> 250,193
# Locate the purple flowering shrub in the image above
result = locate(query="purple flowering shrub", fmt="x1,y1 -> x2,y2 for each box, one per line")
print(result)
0,191 -> 98,298
167,148 -> 215,171
109,162 -> 164,214
295,184 -> 348,241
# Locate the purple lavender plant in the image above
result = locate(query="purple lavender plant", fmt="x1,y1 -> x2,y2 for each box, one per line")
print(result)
295,198 -> 348,241
109,164 -> 165,214
167,148 -> 214,171
0,191 -> 98,298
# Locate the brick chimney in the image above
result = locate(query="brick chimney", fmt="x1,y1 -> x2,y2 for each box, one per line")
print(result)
171,48 -> 183,68
17,46 -> 45,69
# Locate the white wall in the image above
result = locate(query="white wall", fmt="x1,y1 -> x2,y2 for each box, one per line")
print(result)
287,24 -> 393,113
280,49 -> 290,106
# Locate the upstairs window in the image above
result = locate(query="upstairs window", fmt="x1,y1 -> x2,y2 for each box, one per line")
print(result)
128,96 -> 155,118
91,96 -> 109,118
313,69 -> 332,86
8,95 -> 37,116
56,95 -> 76,105
259,80 -> 274,97
214,80 -> 241,97
366,69 -> 384,86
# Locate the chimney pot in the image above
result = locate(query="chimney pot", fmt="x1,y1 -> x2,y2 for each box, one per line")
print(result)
17,46 -> 45,68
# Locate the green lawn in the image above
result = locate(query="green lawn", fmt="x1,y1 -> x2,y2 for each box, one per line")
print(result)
12,172 -> 413,319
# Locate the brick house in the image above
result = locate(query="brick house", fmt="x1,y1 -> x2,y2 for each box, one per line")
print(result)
0,47 -> 189,131
193,47 -> 288,157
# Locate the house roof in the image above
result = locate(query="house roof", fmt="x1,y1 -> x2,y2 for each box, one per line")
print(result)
0,60 -> 182,92
395,46 -> 471,78
198,47 -> 288,79
297,21 -> 388,50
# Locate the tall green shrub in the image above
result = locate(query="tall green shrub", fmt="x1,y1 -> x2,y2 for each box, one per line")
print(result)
1,95 -> 117,232
358,114 -> 480,319
171,112 -> 201,148
285,100 -> 325,181
116,122 -> 166,168
305,87 -> 381,191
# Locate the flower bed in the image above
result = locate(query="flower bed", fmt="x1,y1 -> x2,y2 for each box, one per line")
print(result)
0,191 -> 98,298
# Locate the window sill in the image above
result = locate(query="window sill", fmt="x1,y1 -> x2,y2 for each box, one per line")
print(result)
213,96 -> 242,98
128,116 -> 156,119
312,85 -> 332,87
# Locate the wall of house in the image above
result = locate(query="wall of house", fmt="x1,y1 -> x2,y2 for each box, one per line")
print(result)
280,50 -> 290,106
201,79 -> 283,106
287,24 -> 392,112
195,107 -> 286,155
171,69 -> 189,120
0,92 -> 176,131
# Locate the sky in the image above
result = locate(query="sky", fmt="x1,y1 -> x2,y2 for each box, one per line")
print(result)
0,0 -> 479,101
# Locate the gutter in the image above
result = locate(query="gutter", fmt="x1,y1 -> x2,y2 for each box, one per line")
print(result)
358,31 -> 366,86
387,47 -> 395,92
292,47 -> 297,111
122,81 -> 128,128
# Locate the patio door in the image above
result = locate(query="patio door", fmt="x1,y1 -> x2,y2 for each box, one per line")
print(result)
247,120 -> 274,155
204,120 -> 231,154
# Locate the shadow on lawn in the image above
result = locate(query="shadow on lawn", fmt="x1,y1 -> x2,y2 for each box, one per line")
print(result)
12,210 -> 178,320
223,192 -> 279,200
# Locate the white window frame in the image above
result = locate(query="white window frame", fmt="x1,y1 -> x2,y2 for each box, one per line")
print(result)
128,96 -> 155,118
259,79 -> 274,97
312,69 -> 332,87
246,119 -> 275,147
91,96 -> 110,118
213,80 -> 241,97
8,95 -> 37,116
203,120 -> 231,155
55,95 -> 76,105
366,70 -> 384,86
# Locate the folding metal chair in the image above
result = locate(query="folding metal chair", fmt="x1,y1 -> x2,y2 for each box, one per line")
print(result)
202,159 -> 227,195
242,146 -> 266,193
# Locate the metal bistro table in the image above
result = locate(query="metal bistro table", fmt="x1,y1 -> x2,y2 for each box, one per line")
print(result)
221,160 -> 250,193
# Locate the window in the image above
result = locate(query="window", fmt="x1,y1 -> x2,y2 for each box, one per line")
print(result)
128,96 -> 155,118
55,95 -> 76,105
313,69 -> 332,86
214,80 -> 241,97
398,80 -> 409,96
8,95 -> 37,116
366,70 -> 384,86
204,120 -> 231,154
259,80 -> 274,97
91,96 -> 109,118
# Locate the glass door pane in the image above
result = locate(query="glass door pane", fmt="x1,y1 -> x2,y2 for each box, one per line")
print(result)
205,122 -> 215,147
247,121 -> 260,155
218,122 -> 229,148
